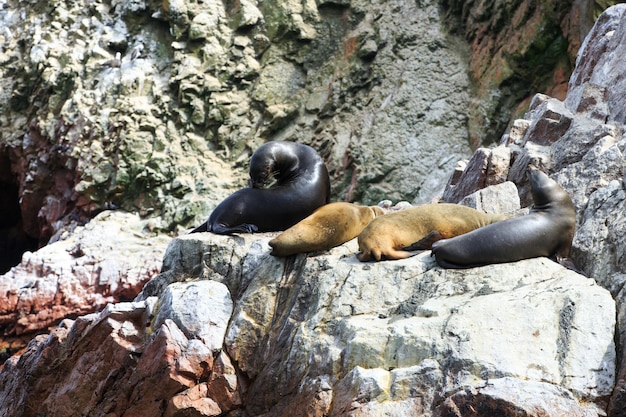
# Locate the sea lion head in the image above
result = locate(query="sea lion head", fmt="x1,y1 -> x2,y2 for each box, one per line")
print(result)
249,155 -> 274,188
249,141 -> 301,188
527,165 -> 570,209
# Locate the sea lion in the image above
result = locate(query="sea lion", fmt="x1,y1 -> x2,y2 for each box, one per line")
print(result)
269,202 -> 385,256
191,141 -> 330,234
431,166 -> 576,268
357,203 -> 507,262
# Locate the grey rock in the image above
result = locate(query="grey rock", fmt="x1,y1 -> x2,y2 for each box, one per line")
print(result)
459,181 -> 520,214
567,4 -> 626,124
140,232 -> 613,415
434,377 -> 603,417
433,6 -> 626,413
154,281 -> 233,352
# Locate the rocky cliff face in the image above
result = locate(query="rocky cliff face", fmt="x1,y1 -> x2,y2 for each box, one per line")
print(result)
0,0 -> 598,357
0,211 -> 171,362
0,0 -> 609,261
0,237 -> 615,417
440,0 -> 615,146
0,4 -> 625,416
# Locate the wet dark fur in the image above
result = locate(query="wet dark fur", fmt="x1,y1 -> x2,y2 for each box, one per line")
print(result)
191,141 -> 330,234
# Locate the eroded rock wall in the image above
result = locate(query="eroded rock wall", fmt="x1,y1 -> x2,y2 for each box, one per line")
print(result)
0,0 -> 608,248
441,0 -> 622,145
0,0 -> 474,246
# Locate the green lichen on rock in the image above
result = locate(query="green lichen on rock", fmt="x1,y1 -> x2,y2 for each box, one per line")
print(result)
2,0 -> 616,242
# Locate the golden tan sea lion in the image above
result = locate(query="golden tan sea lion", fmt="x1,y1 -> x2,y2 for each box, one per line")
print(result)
269,202 -> 385,256
357,203 -> 507,261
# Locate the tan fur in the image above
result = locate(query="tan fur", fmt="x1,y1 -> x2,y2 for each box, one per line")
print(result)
357,203 -> 507,262
269,202 -> 386,256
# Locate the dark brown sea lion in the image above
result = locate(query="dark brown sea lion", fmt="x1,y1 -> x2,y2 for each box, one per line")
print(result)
191,141 -> 330,234
357,203 -> 507,262
431,166 -> 576,268
269,202 -> 385,257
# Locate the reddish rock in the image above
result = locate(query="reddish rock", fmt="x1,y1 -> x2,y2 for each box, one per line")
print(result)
440,0 -> 609,145
522,94 -> 574,146
441,146 -> 512,203
0,291 -> 241,417
122,319 -> 205,417
164,350 -> 243,416
206,352 -> 243,410
0,211 -> 170,340
167,384 -> 222,417
5,126 -> 82,243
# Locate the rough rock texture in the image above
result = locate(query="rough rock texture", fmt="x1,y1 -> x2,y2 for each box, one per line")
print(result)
0,0 -> 470,248
0,0 -> 609,254
0,211 -> 170,361
439,5 -> 626,415
0,282 -> 237,417
441,0 -> 621,146
438,4 -> 626,293
1,3 -> 626,417
0,0 -> 242,242
0,232 -> 614,417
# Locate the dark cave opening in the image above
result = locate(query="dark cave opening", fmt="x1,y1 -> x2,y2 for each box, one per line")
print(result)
0,181 -> 38,275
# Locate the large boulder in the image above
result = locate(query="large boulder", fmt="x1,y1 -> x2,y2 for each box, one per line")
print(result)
0,232 -> 614,416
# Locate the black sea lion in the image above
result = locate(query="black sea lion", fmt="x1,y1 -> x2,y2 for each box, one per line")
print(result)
431,166 -> 576,268
357,203 -> 507,262
191,141 -> 330,234
269,202 -> 385,257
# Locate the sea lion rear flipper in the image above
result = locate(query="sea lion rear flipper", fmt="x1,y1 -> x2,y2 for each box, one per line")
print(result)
403,231 -> 444,251
434,258 -> 474,269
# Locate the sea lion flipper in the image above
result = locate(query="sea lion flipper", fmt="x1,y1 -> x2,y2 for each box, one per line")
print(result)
189,222 -> 208,234
211,223 -> 259,235
435,259 -> 474,269
556,256 -> 587,276
403,231 -> 444,251
241,224 -> 259,233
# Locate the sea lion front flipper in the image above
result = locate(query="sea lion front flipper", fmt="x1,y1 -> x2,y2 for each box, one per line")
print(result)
189,222 -> 208,234
556,256 -> 587,276
403,231 -> 444,251
211,223 -> 259,235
